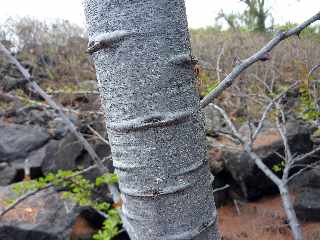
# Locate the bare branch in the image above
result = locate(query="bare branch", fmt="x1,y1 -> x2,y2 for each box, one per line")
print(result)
0,185 -> 52,218
0,92 -> 21,103
275,104 -> 293,181
1,91 -> 88,116
213,103 -> 282,186
0,43 -> 120,202
87,125 -> 110,146
249,73 -> 273,93
287,161 -> 320,184
211,104 -> 244,143
216,45 -> 225,83
213,100 -> 304,239
201,12 -> 320,108
212,184 -> 230,194
293,144 -> 320,164
308,63 -> 320,78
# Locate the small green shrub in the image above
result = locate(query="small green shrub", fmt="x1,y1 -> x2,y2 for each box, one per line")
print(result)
8,170 -> 121,239
298,83 -> 320,121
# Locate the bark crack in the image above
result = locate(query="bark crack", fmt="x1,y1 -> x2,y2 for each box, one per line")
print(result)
108,110 -> 194,132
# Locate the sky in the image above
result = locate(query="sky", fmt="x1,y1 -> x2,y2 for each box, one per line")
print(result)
0,0 -> 319,29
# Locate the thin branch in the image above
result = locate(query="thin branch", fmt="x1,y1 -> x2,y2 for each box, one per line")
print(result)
233,200 -> 242,216
275,104 -> 293,181
212,184 -> 230,194
287,161 -> 320,184
215,101 -> 305,239
243,145 -> 282,186
200,12 -> 320,108
274,151 -> 287,163
47,90 -> 100,95
293,144 -> 320,163
308,63 -> 320,78
213,103 -> 282,186
0,43 -> 120,202
253,81 -> 300,142
1,92 -> 86,116
215,129 -> 242,144
252,101 -> 273,140
216,45 -> 225,82
0,92 -> 21,103
0,156 -> 111,218
87,125 -> 110,146
0,185 -> 52,219
211,104 -> 243,142
249,73 -> 273,93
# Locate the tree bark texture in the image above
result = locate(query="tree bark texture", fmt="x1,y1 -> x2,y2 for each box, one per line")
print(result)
279,186 -> 303,240
84,1 -> 219,239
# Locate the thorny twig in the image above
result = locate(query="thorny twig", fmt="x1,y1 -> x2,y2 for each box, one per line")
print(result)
201,12 -> 320,108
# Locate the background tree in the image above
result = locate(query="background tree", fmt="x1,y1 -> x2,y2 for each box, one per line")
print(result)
241,0 -> 270,32
217,0 -> 272,32
83,0 -> 219,239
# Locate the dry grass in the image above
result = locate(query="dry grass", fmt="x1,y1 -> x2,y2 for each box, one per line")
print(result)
0,17 -> 95,86
1,18 -> 320,97
191,30 -> 320,119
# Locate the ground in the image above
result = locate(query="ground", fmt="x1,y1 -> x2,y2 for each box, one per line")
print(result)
218,196 -> 320,240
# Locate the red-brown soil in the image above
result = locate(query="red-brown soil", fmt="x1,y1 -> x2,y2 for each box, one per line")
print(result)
218,196 -> 320,240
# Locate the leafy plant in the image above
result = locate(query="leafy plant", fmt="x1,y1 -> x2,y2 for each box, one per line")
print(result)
9,170 -> 121,239
198,70 -> 219,98
93,209 -> 121,240
272,161 -> 285,173
298,84 -> 320,121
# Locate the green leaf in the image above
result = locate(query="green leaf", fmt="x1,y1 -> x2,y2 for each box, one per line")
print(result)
96,173 -> 119,186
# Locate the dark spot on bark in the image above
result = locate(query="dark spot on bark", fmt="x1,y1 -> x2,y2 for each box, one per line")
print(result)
143,116 -> 163,124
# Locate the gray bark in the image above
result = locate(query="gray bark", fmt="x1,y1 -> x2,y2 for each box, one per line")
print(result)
83,0 -> 219,239
279,185 -> 303,240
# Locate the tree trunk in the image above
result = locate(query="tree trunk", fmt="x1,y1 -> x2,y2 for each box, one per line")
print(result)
84,0 -> 219,239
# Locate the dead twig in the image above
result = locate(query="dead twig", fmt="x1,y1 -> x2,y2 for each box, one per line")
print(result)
87,125 -> 110,146
308,63 -> 320,78
212,184 -> 230,194
216,45 -> 225,82
233,199 -> 241,216
288,161 -> 320,184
